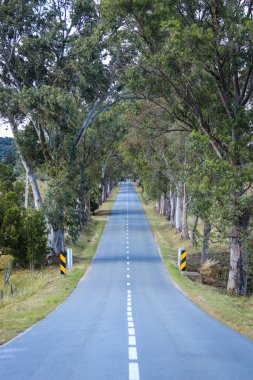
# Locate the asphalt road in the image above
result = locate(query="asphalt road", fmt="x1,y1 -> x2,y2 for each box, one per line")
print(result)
1,182 -> 253,380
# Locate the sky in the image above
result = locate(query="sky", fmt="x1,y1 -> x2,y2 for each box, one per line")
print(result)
0,123 -> 13,138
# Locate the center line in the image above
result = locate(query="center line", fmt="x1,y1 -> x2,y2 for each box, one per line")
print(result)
128,336 -> 136,346
129,363 -> 140,380
128,327 -> 135,336
129,347 -> 138,360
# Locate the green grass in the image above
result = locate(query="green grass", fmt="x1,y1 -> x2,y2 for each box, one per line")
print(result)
0,186 -> 120,345
136,186 -> 253,340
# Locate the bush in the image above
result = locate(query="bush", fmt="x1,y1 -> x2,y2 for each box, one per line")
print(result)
200,260 -> 221,286
23,210 -> 48,269
0,194 -> 48,269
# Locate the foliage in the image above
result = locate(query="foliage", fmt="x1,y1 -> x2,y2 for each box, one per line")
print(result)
23,210 -> 48,269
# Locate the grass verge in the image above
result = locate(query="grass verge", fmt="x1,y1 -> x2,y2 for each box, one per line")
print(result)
0,186 -> 120,345
136,186 -> 253,340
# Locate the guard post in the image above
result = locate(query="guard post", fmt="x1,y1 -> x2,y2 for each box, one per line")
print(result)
178,247 -> 187,271
60,251 -> 67,275
67,248 -> 73,271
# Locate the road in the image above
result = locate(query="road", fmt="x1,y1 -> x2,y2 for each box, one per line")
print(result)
1,182 -> 253,380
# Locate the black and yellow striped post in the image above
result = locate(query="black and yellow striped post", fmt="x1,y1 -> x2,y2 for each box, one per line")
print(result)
60,251 -> 67,275
180,249 -> 187,271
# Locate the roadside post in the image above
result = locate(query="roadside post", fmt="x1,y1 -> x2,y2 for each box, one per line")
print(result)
178,247 -> 187,271
60,251 -> 67,275
67,248 -> 73,271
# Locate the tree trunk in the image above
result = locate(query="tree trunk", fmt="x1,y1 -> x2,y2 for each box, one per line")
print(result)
190,216 -> 199,246
202,220 -> 211,264
160,194 -> 164,215
175,194 -> 182,232
227,211 -> 250,295
85,195 -> 91,214
10,123 -> 42,209
160,192 -> 168,216
102,184 -> 107,203
181,184 -> 189,240
24,170 -> 29,209
165,193 -> 170,220
170,191 -> 176,226
48,227 -> 65,254
156,199 -> 161,213
107,181 -> 111,197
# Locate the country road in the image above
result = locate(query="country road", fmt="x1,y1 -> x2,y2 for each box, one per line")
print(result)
1,182 -> 253,380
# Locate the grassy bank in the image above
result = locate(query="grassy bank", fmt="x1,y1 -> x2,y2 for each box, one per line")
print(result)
0,186 -> 119,345
136,187 -> 253,340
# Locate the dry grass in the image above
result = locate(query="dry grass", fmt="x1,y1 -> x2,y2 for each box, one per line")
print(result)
136,186 -> 253,340
0,186 -> 120,345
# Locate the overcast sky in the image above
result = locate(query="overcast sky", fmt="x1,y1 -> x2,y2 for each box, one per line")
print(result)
0,124 -> 13,138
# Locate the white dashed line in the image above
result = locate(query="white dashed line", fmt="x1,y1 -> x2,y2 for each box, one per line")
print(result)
129,347 -> 138,360
128,328 -> 135,336
129,363 -> 140,380
128,335 -> 136,346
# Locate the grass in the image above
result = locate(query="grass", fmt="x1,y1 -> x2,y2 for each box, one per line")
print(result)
136,186 -> 253,340
0,186 -> 120,345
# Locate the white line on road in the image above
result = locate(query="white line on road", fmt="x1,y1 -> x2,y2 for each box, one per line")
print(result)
129,347 -> 138,360
128,328 -> 135,336
127,282 -> 130,286
128,316 -> 133,322
127,312 -> 132,317
128,336 -> 136,346
128,322 -> 134,328
129,363 -> 140,380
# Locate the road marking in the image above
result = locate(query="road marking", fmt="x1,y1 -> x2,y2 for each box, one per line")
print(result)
128,321 -> 134,328
129,347 -> 138,360
127,290 -> 131,293
127,282 -> 130,286
127,261 -> 130,265
127,307 -> 132,312
127,267 -> 130,271
127,301 -> 131,306
128,316 -> 133,322
129,363 -> 140,380
128,328 -> 135,336
127,274 -> 130,278
128,335 -> 136,345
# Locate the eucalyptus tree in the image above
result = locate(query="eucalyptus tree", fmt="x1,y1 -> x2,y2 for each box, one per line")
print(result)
0,0 -> 129,252
102,0 -> 253,295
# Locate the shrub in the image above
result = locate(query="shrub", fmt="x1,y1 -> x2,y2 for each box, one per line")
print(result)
23,210 -> 48,269
200,259 -> 221,286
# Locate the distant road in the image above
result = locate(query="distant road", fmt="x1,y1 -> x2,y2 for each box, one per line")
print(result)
1,182 -> 253,380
